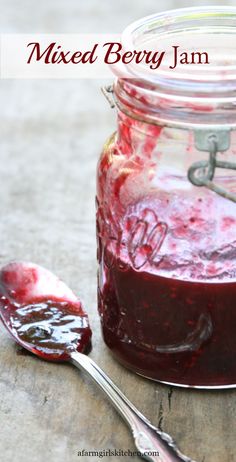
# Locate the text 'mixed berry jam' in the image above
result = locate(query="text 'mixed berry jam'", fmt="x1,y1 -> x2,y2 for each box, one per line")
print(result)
96,7 -> 236,387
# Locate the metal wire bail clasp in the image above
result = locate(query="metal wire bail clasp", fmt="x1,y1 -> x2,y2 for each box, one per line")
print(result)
101,85 -> 116,109
188,129 -> 236,203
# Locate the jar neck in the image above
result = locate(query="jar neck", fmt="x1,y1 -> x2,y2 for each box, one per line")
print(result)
114,78 -> 236,130
116,108 -> 164,158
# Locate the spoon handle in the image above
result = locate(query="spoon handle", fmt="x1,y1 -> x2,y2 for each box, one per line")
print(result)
70,352 -> 196,462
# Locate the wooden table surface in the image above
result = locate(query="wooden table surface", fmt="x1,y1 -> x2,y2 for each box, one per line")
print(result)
0,1 -> 235,461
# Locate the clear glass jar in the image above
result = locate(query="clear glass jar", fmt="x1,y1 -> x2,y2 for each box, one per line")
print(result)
96,7 -> 236,388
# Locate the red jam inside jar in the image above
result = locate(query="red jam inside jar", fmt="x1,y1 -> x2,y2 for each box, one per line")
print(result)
97,9 -> 236,388
97,122 -> 236,388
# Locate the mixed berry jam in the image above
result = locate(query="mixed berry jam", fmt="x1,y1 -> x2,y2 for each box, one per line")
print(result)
97,113 -> 236,387
98,250 -> 236,387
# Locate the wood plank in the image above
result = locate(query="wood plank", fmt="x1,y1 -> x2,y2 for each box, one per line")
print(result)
0,2 -> 236,461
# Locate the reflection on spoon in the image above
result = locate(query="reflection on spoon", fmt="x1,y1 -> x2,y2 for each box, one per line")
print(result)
0,261 -> 196,462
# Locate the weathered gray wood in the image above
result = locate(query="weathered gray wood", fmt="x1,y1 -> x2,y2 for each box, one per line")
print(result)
0,1 -> 235,461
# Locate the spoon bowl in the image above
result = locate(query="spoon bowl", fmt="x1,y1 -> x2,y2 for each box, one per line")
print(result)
0,261 -> 92,361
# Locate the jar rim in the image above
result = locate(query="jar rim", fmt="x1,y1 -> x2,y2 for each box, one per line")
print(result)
112,7 -> 236,128
119,6 -> 236,90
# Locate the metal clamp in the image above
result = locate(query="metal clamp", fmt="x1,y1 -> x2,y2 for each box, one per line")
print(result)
188,130 -> 236,203
101,85 -> 116,109
102,88 -> 236,203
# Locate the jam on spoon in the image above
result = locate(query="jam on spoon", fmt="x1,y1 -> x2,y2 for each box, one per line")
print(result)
0,261 -> 92,361
0,261 -> 196,462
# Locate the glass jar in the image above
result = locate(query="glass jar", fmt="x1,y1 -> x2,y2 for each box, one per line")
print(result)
96,7 -> 236,388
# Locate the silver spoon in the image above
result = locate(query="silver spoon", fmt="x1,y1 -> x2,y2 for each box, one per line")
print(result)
0,261 -> 196,462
